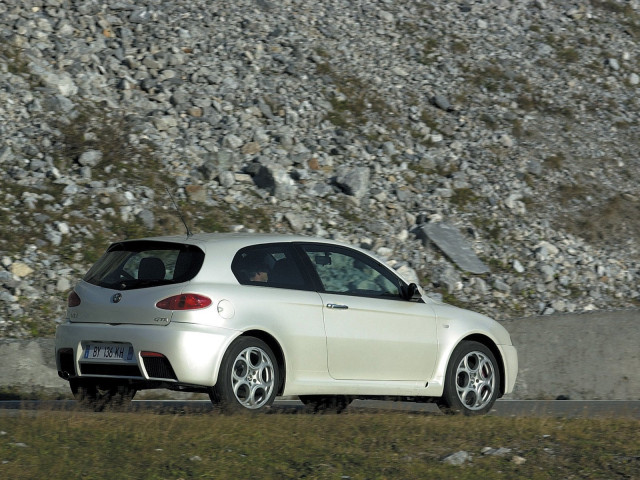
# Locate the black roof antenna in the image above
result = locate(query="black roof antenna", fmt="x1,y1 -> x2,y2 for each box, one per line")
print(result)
166,187 -> 193,237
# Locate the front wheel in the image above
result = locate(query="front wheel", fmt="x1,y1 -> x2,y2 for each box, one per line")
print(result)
210,337 -> 279,412
437,341 -> 501,416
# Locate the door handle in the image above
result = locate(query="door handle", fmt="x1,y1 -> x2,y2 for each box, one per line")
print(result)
326,303 -> 349,310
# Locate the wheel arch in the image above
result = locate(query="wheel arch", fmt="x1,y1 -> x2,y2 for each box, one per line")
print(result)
238,329 -> 287,396
457,333 -> 506,398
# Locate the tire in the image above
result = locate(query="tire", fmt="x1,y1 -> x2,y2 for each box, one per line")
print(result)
437,341 -> 501,416
209,337 -> 279,412
70,379 -> 136,412
299,395 -> 352,414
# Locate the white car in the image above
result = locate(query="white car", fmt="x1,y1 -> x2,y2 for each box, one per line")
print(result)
55,233 -> 517,414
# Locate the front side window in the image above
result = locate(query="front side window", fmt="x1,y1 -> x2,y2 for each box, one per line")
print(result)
300,244 -> 402,298
232,244 -> 309,290
84,241 -> 204,290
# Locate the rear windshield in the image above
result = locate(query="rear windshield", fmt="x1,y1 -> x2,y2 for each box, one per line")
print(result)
83,241 -> 205,290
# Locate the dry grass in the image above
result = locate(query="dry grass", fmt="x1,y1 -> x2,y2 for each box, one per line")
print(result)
0,409 -> 638,479
560,194 -> 640,250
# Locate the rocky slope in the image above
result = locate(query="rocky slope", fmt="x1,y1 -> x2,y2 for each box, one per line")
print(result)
1,0 -> 639,337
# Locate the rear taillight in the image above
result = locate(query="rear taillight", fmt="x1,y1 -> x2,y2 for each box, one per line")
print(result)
68,291 -> 81,307
156,294 -> 212,310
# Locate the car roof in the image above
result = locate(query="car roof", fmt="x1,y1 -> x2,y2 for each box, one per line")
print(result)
127,232 -> 346,249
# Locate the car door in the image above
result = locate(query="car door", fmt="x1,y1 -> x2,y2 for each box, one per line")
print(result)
298,243 -> 439,381
230,243 -> 328,378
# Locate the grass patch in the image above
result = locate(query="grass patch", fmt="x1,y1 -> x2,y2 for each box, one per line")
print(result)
0,100 -> 168,258
517,92 -> 538,111
17,298 -> 61,337
450,188 -> 481,210
0,41 -> 30,77
51,103 -> 160,189
316,62 -> 395,132
473,217 -> 503,242
591,0 -> 637,16
557,47 -> 580,63
544,153 -> 565,170
419,37 -> 440,65
0,410 -> 638,479
561,194 -> 640,249
465,63 -> 525,94
591,1 -> 640,38
556,183 -> 589,206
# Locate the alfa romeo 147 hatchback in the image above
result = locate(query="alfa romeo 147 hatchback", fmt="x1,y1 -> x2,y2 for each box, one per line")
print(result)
55,233 -> 518,414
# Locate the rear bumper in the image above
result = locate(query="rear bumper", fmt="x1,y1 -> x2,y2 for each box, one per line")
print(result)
55,321 -> 239,388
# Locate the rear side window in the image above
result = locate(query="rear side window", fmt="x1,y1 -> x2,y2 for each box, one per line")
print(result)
231,244 -> 310,290
84,241 -> 205,290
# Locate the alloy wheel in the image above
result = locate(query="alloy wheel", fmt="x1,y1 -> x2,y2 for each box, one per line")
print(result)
230,346 -> 275,409
454,350 -> 496,411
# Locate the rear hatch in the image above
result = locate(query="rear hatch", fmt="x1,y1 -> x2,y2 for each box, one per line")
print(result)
68,240 -> 205,326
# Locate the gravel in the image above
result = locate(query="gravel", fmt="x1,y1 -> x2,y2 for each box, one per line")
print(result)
0,0 -> 639,337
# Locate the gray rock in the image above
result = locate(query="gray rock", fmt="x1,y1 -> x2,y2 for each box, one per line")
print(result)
56,277 -> 71,293
538,264 -> 556,283
0,147 -> 13,163
607,58 -> 620,71
442,451 -> 472,465
471,277 -> 489,295
482,447 -> 512,456
32,69 -> 78,97
432,94 -> 451,111
130,8 -> 152,24
218,171 -> 236,188
494,279 -> 511,292
419,223 -> 490,274
334,166 -> 370,199
284,212 -> 305,232
251,163 -> 296,199
137,209 -> 155,230
223,134 -> 243,150
78,150 -> 103,167
436,265 -> 462,294
0,271 -> 14,286
44,95 -> 75,113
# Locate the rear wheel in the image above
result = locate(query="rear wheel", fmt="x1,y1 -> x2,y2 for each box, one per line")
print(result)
70,379 -> 136,411
210,337 -> 279,412
437,341 -> 500,416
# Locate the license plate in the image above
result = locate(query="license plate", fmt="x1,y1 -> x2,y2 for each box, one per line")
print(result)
83,343 -> 135,362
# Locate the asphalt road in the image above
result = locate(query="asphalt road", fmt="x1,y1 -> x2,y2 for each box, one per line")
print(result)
1,399 -> 638,418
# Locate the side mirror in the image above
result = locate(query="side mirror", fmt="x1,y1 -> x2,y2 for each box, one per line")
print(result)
403,283 -> 423,302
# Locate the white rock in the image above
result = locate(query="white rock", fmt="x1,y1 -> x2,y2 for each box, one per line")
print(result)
442,451 -> 472,465
57,222 -> 70,235
56,277 -> 71,292
10,262 -> 33,278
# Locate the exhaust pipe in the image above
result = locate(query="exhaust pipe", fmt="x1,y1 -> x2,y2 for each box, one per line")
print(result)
58,370 -> 71,380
